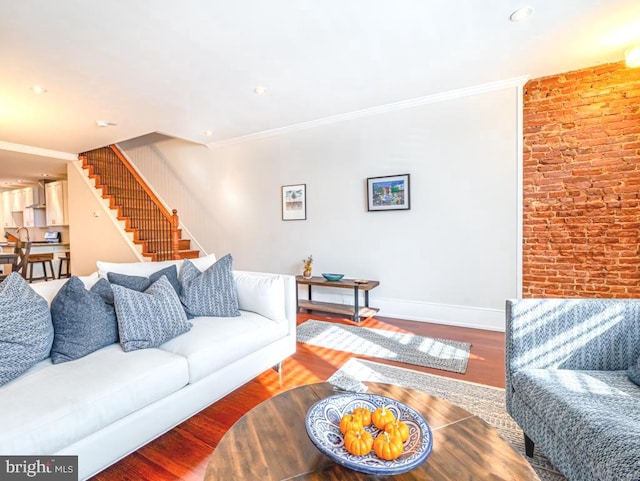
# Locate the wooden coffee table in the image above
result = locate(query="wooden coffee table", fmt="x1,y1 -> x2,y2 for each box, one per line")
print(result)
205,382 -> 539,481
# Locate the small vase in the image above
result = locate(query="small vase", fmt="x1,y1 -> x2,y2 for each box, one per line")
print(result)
303,268 -> 312,279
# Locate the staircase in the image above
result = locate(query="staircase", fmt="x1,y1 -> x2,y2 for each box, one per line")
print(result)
80,145 -> 199,261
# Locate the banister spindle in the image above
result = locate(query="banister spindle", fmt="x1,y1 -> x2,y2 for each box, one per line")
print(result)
82,146 -> 186,262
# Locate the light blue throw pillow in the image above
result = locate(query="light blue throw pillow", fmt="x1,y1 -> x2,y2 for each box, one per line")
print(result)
628,358 -> 640,386
179,254 -> 240,317
50,276 -> 117,364
0,273 -> 54,385
112,275 -> 192,352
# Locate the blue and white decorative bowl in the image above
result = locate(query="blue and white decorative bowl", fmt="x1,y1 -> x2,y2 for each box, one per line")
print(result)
305,392 -> 432,475
322,273 -> 345,281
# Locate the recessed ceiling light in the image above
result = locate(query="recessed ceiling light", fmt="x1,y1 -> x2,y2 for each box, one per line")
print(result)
204,130 -> 213,136
96,120 -> 117,127
253,86 -> 267,95
30,85 -> 47,94
510,6 -> 534,22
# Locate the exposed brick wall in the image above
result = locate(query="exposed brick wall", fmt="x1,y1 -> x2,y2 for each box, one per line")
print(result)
523,61 -> 640,297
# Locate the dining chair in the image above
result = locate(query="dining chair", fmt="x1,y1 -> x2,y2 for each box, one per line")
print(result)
12,240 -> 31,279
0,253 -> 17,281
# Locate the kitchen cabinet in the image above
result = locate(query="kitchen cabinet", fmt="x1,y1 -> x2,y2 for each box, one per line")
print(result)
23,207 -> 46,228
21,186 -> 45,208
45,180 -> 69,226
2,191 -> 18,228
10,189 -> 23,212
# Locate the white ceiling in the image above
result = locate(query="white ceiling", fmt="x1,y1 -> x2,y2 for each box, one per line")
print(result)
1,0 -> 640,186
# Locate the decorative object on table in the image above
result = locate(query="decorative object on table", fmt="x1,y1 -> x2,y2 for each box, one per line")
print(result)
322,273 -> 344,281
305,392 -> 432,475
302,255 -> 313,279
366,174 -> 410,211
282,183 -> 307,220
329,358 -> 565,480
297,319 -> 471,373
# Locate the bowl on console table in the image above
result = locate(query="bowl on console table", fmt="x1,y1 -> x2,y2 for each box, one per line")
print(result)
322,273 -> 345,282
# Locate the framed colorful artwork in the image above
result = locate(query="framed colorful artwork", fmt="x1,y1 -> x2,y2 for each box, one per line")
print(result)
367,174 -> 410,211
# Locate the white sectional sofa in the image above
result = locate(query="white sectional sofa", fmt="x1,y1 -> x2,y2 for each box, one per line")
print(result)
0,256 -> 296,480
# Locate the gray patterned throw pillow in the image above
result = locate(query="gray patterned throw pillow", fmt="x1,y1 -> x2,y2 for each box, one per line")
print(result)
179,254 -> 240,317
107,265 -> 181,297
112,275 -> 192,352
0,273 -> 54,385
50,277 -> 117,364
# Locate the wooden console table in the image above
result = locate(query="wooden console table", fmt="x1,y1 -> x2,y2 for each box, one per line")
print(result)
296,276 -> 380,322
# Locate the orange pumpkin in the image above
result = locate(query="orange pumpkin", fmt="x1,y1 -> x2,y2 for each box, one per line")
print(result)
372,406 -> 396,430
340,414 -> 363,435
344,428 -> 373,456
373,432 -> 404,460
352,407 -> 372,427
384,420 -> 410,443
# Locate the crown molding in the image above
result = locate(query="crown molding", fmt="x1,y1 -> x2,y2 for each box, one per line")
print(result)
208,75 -> 530,149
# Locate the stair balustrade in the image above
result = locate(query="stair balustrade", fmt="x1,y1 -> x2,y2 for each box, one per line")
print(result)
80,145 -> 195,261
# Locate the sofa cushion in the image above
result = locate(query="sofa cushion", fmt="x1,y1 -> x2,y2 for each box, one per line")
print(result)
96,254 -> 217,279
0,273 -> 54,386
234,271 -> 286,322
512,369 -> 640,481
97,259 -> 182,278
0,344 -> 189,455
160,311 -> 288,383
50,277 -> 118,364
180,254 -> 240,318
113,276 -> 192,352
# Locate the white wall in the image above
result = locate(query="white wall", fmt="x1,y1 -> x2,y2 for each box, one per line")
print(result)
121,85 -> 520,330
67,162 -> 140,275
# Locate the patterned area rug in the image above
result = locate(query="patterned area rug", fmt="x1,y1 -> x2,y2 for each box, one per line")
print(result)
328,358 -> 565,481
297,319 -> 471,373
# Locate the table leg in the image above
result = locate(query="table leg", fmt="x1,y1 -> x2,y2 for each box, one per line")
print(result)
365,290 -> 369,307
308,285 -> 312,301
354,286 -> 360,322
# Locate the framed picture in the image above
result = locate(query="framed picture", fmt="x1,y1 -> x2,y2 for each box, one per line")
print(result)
367,174 -> 411,211
282,184 -> 307,220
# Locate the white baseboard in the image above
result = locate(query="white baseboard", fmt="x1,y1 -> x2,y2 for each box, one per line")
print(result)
298,288 -> 505,332
375,297 -> 505,332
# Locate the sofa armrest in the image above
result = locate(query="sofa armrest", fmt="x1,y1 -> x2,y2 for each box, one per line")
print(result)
505,299 -> 640,386
233,271 -> 296,329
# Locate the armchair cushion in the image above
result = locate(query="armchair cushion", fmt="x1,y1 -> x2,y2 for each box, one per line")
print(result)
512,369 -> 640,481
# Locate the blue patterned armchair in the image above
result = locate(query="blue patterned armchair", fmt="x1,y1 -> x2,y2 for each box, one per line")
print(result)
505,299 -> 640,481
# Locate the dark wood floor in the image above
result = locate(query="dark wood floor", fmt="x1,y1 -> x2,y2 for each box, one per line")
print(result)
92,314 -> 505,481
